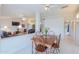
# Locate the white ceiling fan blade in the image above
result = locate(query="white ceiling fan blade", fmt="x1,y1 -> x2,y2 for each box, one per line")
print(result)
61,5 -> 69,9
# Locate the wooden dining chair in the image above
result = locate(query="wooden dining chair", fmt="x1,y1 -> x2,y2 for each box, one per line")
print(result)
52,34 -> 61,54
45,31 -> 57,54
35,44 -> 47,54
47,32 -> 58,54
32,35 -> 47,54
32,40 -> 47,54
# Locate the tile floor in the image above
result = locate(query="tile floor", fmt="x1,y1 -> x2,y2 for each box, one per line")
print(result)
14,35 -> 79,54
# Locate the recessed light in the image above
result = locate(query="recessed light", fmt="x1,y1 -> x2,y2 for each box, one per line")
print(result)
4,26 -> 8,29
18,25 -> 22,28
76,13 -> 79,19
22,17 -> 26,21
45,7 -> 48,11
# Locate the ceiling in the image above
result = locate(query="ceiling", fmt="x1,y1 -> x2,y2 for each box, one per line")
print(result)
0,4 -> 79,19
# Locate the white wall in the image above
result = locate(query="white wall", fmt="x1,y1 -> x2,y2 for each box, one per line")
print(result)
44,16 -> 64,38
76,22 -> 79,42
0,18 -> 19,32
0,5 -> 2,16
0,17 -> 28,32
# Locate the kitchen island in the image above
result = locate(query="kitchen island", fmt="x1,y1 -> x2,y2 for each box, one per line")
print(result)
0,34 -> 34,54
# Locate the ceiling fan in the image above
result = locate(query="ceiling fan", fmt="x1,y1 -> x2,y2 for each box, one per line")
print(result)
61,5 -> 69,9
43,4 -> 69,10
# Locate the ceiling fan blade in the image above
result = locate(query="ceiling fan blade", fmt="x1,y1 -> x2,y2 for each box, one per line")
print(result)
61,5 -> 68,9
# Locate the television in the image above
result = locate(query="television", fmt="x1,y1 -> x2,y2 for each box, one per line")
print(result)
12,21 -> 20,26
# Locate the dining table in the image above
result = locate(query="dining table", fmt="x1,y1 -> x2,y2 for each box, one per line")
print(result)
32,35 -> 59,53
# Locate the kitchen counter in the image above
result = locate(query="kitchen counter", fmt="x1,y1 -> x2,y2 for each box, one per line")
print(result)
0,34 -> 34,54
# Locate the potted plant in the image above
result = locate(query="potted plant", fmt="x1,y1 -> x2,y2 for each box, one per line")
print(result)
43,27 -> 49,38
45,27 -> 48,36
